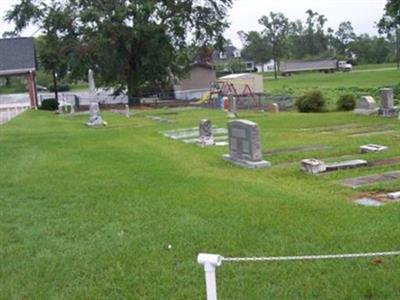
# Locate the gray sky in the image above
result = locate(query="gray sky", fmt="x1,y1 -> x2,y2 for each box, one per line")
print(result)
0,0 -> 388,47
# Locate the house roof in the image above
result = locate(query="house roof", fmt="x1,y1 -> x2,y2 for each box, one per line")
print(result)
0,37 -> 36,76
190,62 -> 214,70
212,46 -> 240,61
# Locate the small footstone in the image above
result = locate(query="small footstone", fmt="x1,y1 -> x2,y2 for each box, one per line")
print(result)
387,192 -> 400,200
354,198 -> 384,207
301,159 -> 326,174
360,144 -> 388,153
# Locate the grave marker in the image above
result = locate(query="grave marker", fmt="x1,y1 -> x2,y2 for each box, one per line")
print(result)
197,119 -> 214,147
86,103 -> 105,127
223,120 -> 270,169
267,103 -> 279,113
360,144 -> 388,153
354,96 -> 376,115
227,94 -> 238,118
379,88 -> 396,117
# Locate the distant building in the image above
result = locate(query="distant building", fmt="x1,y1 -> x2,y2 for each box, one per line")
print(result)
212,46 -> 255,73
174,62 -> 216,100
219,73 -> 264,95
0,37 -> 38,107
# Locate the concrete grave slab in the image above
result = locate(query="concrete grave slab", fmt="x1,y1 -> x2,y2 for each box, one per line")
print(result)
325,159 -> 368,172
265,144 -> 329,155
147,115 -> 176,123
341,171 -> 400,188
163,126 -> 228,147
354,198 -> 384,207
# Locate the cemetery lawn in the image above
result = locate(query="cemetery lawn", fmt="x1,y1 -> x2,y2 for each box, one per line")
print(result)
2,108 -> 400,299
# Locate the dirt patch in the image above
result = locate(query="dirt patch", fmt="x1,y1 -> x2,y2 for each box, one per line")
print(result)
368,157 -> 400,167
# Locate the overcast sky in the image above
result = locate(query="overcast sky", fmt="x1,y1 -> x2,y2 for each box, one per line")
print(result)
0,0 -> 388,47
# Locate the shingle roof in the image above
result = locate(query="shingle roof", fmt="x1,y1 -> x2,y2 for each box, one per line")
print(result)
0,37 -> 36,75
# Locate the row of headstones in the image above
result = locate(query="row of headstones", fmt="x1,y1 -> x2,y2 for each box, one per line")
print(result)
200,119 -> 389,171
355,88 -> 396,116
225,95 -> 279,117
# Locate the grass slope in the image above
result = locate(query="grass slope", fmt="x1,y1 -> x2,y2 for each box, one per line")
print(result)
1,109 -> 400,299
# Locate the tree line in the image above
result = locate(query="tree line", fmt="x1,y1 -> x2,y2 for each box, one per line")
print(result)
3,0 -> 399,99
240,8 -> 399,78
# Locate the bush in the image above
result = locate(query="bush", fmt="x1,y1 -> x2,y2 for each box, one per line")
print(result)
337,94 -> 356,111
40,98 -> 59,111
296,90 -> 326,113
48,84 -> 70,92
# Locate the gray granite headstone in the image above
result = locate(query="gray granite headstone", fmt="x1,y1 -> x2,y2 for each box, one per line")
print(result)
379,88 -> 395,116
223,120 -> 270,169
197,119 -> 214,147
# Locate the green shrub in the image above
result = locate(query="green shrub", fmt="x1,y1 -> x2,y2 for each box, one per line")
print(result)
40,98 -> 59,111
48,84 -> 70,92
296,90 -> 326,112
337,94 -> 356,111
394,83 -> 400,99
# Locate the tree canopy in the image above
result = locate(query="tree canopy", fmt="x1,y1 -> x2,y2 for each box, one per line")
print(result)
5,0 -> 233,103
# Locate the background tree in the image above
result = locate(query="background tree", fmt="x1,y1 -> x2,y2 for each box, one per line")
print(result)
378,0 -> 400,69
259,12 -> 289,79
5,0 -> 233,104
239,31 -> 271,72
335,21 -> 356,57
5,0 -> 79,101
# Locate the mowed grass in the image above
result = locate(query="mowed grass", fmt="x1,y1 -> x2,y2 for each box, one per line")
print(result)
265,68 -> 399,92
1,109 -> 400,299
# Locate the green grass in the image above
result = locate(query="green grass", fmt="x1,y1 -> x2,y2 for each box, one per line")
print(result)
70,82 -> 89,91
1,109 -> 400,299
264,67 -> 400,110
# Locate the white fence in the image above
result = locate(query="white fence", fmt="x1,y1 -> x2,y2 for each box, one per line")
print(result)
0,104 -> 30,125
197,251 -> 400,300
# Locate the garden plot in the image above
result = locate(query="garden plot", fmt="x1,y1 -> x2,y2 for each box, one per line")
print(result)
163,127 -> 228,146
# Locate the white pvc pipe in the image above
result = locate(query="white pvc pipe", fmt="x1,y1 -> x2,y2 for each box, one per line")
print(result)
197,254 -> 223,300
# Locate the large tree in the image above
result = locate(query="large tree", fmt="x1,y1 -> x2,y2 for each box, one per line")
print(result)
5,0 -> 233,104
259,12 -> 289,79
378,0 -> 400,69
238,31 -> 271,72
5,0 -> 79,101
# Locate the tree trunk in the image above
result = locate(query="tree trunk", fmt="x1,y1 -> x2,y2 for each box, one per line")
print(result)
52,71 -> 59,102
397,27 -> 399,70
127,68 -> 141,106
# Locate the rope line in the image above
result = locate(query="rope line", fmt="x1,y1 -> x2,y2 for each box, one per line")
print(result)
222,251 -> 400,262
